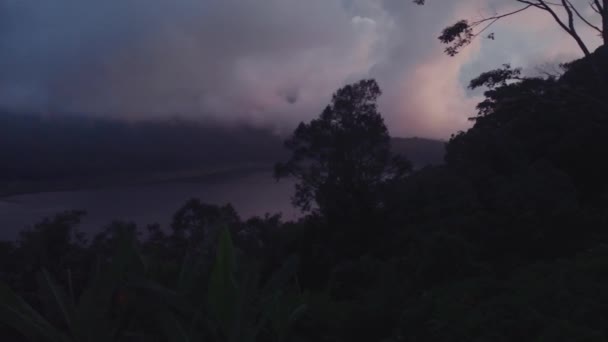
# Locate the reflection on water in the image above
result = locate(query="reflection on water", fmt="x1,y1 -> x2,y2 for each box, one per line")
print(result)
0,171 -> 298,240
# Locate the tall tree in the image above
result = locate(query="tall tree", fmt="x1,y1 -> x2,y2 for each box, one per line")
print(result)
275,79 -> 411,224
414,0 -> 607,56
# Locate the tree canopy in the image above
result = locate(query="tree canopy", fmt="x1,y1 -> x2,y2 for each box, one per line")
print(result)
275,79 -> 411,224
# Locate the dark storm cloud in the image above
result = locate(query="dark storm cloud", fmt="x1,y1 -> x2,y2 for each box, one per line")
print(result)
0,0 -> 596,138
0,1 -> 358,115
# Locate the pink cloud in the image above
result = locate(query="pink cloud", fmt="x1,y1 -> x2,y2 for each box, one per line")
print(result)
379,0 -> 602,139
377,1 -> 486,139
384,52 -> 481,139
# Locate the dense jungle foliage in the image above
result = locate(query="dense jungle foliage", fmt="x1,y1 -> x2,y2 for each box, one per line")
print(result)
1,44 -> 608,341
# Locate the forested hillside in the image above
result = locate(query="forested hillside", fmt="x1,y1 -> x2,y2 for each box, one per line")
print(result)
1,2 -> 608,340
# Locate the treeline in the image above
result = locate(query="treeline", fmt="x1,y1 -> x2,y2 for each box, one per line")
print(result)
1,47 -> 608,341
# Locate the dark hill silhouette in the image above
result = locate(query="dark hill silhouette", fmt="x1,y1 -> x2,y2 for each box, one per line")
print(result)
391,137 -> 445,168
0,112 -> 444,195
0,112 -> 284,180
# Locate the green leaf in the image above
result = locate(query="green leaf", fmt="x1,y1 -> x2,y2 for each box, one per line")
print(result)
0,281 -> 65,342
128,277 -> 192,315
262,255 -> 299,294
37,269 -> 75,332
158,311 -> 192,342
177,250 -> 197,294
177,242 -> 208,298
73,230 -> 145,342
233,260 -> 263,342
265,289 -> 307,342
207,226 -> 238,339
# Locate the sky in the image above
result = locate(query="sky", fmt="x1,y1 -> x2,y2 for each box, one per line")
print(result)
0,0 -> 603,139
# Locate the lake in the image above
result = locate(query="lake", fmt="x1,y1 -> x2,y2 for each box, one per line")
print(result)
0,171 -> 298,240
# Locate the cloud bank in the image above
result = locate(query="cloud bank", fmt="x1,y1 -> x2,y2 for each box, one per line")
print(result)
0,0 -> 600,138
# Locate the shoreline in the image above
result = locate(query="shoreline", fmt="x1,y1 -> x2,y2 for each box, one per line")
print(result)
0,163 -> 274,199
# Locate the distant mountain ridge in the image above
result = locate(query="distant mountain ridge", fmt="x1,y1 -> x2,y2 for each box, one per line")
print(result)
0,112 -> 445,194
391,137 -> 446,168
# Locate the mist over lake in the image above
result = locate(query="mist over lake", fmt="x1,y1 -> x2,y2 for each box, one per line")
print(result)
0,113 -> 444,240
0,170 -> 297,240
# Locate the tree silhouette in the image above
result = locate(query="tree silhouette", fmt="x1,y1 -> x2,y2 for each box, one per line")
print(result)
415,0 -> 607,56
275,79 -> 411,225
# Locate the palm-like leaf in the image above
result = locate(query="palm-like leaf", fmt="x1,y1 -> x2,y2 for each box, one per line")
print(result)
0,281 -> 66,342
0,227 -> 148,342
207,226 -> 238,340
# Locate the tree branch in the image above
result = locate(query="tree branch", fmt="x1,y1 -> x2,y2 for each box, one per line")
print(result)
468,5 -> 534,39
471,5 -> 534,25
420,0 -> 600,56
591,0 -> 603,14
538,0 -> 591,55
561,0 -> 576,31
565,0 -> 603,34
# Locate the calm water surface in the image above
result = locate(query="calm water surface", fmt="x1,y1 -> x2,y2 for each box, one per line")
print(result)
0,171 -> 298,240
